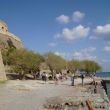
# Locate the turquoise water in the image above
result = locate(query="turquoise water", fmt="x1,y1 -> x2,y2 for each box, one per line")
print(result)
106,83 -> 110,100
96,72 -> 110,77
96,72 -> 110,100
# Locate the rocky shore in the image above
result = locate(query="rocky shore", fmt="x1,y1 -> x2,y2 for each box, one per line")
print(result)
44,78 -> 110,110
44,85 -> 110,110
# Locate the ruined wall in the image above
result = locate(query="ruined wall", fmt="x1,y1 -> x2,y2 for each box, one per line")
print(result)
0,50 -> 7,80
0,33 -> 23,49
0,20 -> 23,80
0,20 -> 23,49
0,20 -> 8,34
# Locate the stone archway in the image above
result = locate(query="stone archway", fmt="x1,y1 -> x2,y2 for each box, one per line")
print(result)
0,50 -> 7,80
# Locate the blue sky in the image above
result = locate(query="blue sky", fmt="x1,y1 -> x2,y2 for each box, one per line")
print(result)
0,0 -> 110,71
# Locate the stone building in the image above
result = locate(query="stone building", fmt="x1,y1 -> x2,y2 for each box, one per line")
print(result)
0,20 -> 23,80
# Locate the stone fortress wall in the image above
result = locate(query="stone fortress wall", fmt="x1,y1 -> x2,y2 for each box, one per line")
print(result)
0,20 -> 23,80
0,50 -> 7,80
0,20 -> 23,49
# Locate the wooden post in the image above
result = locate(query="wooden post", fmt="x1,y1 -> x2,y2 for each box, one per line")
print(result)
86,100 -> 94,110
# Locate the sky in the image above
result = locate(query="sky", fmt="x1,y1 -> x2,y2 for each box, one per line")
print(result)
0,0 -> 110,71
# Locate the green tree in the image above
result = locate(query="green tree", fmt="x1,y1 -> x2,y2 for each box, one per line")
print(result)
8,49 -> 44,79
2,47 -> 16,65
81,60 -> 102,74
67,60 -> 81,74
44,52 -> 66,79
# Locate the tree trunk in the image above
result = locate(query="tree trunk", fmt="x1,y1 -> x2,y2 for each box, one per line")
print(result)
19,71 -> 25,80
19,72 -> 22,80
22,73 -> 25,80
51,70 -> 54,80
34,73 -> 37,80
48,65 -> 54,80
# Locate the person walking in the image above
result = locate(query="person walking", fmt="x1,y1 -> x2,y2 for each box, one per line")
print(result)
42,72 -> 47,83
81,73 -> 85,86
55,72 -> 60,85
71,73 -> 75,86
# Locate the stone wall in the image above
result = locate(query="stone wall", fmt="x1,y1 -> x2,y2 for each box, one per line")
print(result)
0,20 -> 23,80
0,20 -> 8,33
0,33 -> 23,49
0,50 -> 7,80
0,20 -> 23,49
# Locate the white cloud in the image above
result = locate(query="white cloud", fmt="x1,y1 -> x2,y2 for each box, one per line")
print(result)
73,52 -> 82,59
54,51 -> 66,58
72,47 -> 96,60
54,51 -> 73,60
103,46 -> 110,52
56,15 -> 69,24
82,47 -> 96,53
48,42 -> 57,47
95,24 -> 110,40
89,36 -> 98,40
73,51 -> 96,60
53,47 -> 96,60
54,33 -> 61,39
73,11 -> 85,22
56,25 -> 90,41
101,59 -> 110,63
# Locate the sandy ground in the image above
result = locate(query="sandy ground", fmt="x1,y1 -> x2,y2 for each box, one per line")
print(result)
0,78 -> 92,110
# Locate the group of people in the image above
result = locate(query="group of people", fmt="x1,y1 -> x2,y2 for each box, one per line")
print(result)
41,71 -> 86,86
41,72 -> 63,84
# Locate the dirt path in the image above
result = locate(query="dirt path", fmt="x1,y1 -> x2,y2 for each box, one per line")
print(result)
0,78 -> 92,110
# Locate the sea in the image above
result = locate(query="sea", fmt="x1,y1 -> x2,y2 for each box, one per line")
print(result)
96,72 -> 110,100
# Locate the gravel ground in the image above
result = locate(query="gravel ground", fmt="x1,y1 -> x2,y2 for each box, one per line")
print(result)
0,78 -> 92,110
